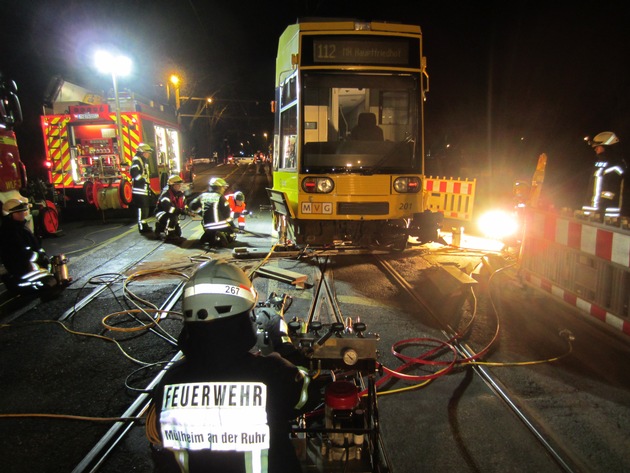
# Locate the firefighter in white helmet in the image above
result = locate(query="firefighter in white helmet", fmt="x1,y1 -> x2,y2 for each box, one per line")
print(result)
130,143 -> 155,234
154,175 -> 187,242
188,177 -> 237,246
147,260 -> 309,473
582,131 -> 627,220
0,198 -> 61,299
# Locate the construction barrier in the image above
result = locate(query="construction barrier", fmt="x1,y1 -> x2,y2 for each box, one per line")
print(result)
424,177 -> 476,221
519,208 -> 630,337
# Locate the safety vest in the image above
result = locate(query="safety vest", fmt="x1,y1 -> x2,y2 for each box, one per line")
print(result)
227,194 -> 246,229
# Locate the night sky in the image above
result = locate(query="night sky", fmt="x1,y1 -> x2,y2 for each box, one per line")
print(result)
2,0 -> 629,209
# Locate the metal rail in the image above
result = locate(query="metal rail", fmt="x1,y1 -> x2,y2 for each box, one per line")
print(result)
73,284 -> 186,473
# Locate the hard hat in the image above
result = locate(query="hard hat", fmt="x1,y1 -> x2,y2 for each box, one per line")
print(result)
209,177 -> 228,188
234,191 -> 245,201
182,260 -> 257,322
137,143 -> 153,153
168,175 -> 184,185
590,131 -> 619,148
2,198 -> 29,216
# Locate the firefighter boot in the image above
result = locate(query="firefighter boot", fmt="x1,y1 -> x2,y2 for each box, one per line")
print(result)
139,222 -> 153,234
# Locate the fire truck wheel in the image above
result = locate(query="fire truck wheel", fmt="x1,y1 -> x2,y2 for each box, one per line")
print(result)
84,181 -> 95,206
118,179 -> 133,206
39,201 -> 59,236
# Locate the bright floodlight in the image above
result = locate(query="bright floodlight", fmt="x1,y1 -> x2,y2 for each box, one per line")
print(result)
477,209 -> 519,240
94,51 -> 132,76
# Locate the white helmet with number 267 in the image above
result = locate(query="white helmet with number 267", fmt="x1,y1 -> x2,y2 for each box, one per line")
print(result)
182,260 -> 257,323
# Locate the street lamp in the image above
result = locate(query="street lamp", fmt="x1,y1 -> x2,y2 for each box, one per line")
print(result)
94,51 -> 131,164
169,74 -> 181,123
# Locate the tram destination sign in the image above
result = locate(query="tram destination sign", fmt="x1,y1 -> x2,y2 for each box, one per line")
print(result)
304,36 -> 419,67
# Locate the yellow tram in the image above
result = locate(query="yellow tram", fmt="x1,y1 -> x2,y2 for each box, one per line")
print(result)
269,19 -> 442,249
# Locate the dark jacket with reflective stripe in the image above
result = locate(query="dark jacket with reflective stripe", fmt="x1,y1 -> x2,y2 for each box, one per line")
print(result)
189,191 -> 232,231
130,154 -> 151,197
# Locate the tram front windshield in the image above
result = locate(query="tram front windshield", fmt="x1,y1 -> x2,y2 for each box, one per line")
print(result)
301,73 -> 420,174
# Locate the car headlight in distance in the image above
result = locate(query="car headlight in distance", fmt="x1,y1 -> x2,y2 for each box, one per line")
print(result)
302,177 -> 334,193
477,210 -> 519,240
393,176 -> 421,193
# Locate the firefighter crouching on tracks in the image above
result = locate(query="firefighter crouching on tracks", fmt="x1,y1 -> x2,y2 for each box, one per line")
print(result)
226,190 -> 249,232
154,175 -> 188,243
147,260 -> 310,473
0,198 -> 62,299
188,177 -> 237,246
130,143 -> 155,234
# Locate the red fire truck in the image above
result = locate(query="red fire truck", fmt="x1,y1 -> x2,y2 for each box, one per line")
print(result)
0,74 -> 26,207
1,73 -> 60,236
41,79 -> 183,210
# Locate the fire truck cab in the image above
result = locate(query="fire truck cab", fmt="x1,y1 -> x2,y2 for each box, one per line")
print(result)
41,79 -> 183,210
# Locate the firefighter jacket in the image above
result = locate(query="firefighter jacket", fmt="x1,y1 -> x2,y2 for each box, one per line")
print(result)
189,191 -> 233,233
226,193 -> 247,230
583,152 -> 627,218
130,154 -> 151,197
155,186 -> 186,220
149,318 -> 308,473
0,215 -> 54,289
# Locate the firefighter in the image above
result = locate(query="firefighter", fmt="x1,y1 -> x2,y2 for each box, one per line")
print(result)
147,260 -> 309,473
130,143 -> 154,234
0,198 -> 61,299
188,177 -> 236,246
582,131 -> 627,220
154,175 -> 187,242
226,190 -> 248,232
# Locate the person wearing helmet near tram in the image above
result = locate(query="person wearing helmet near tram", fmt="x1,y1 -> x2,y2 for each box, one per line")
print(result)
188,177 -> 237,246
154,175 -> 187,243
147,260 -> 309,473
130,143 -> 155,234
0,198 -> 61,299
226,190 -> 248,232
582,131 -> 627,221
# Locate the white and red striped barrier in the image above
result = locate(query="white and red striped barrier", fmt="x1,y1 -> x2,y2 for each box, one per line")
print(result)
526,211 -> 630,268
521,209 -> 630,337
424,177 -> 476,221
524,272 -> 630,337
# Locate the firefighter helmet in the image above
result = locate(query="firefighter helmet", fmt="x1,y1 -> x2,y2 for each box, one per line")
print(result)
590,131 -> 619,148
182,260 -> 257,322
234,191 -> 245,202
136,143 -> 153,154
2,198 -> 29,216
168,175 -> 184,185
208,177 -> 228,189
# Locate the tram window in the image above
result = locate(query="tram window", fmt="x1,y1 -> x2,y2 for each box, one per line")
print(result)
282,77 -> 297,107
280,104 -> 297,169
381,91 -> 409,125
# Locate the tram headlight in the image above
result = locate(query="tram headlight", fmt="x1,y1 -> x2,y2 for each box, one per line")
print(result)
302,177 -> 334,193
393,176 -> 421,193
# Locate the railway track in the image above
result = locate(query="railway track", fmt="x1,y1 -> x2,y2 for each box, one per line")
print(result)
373,255 -> 577,473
